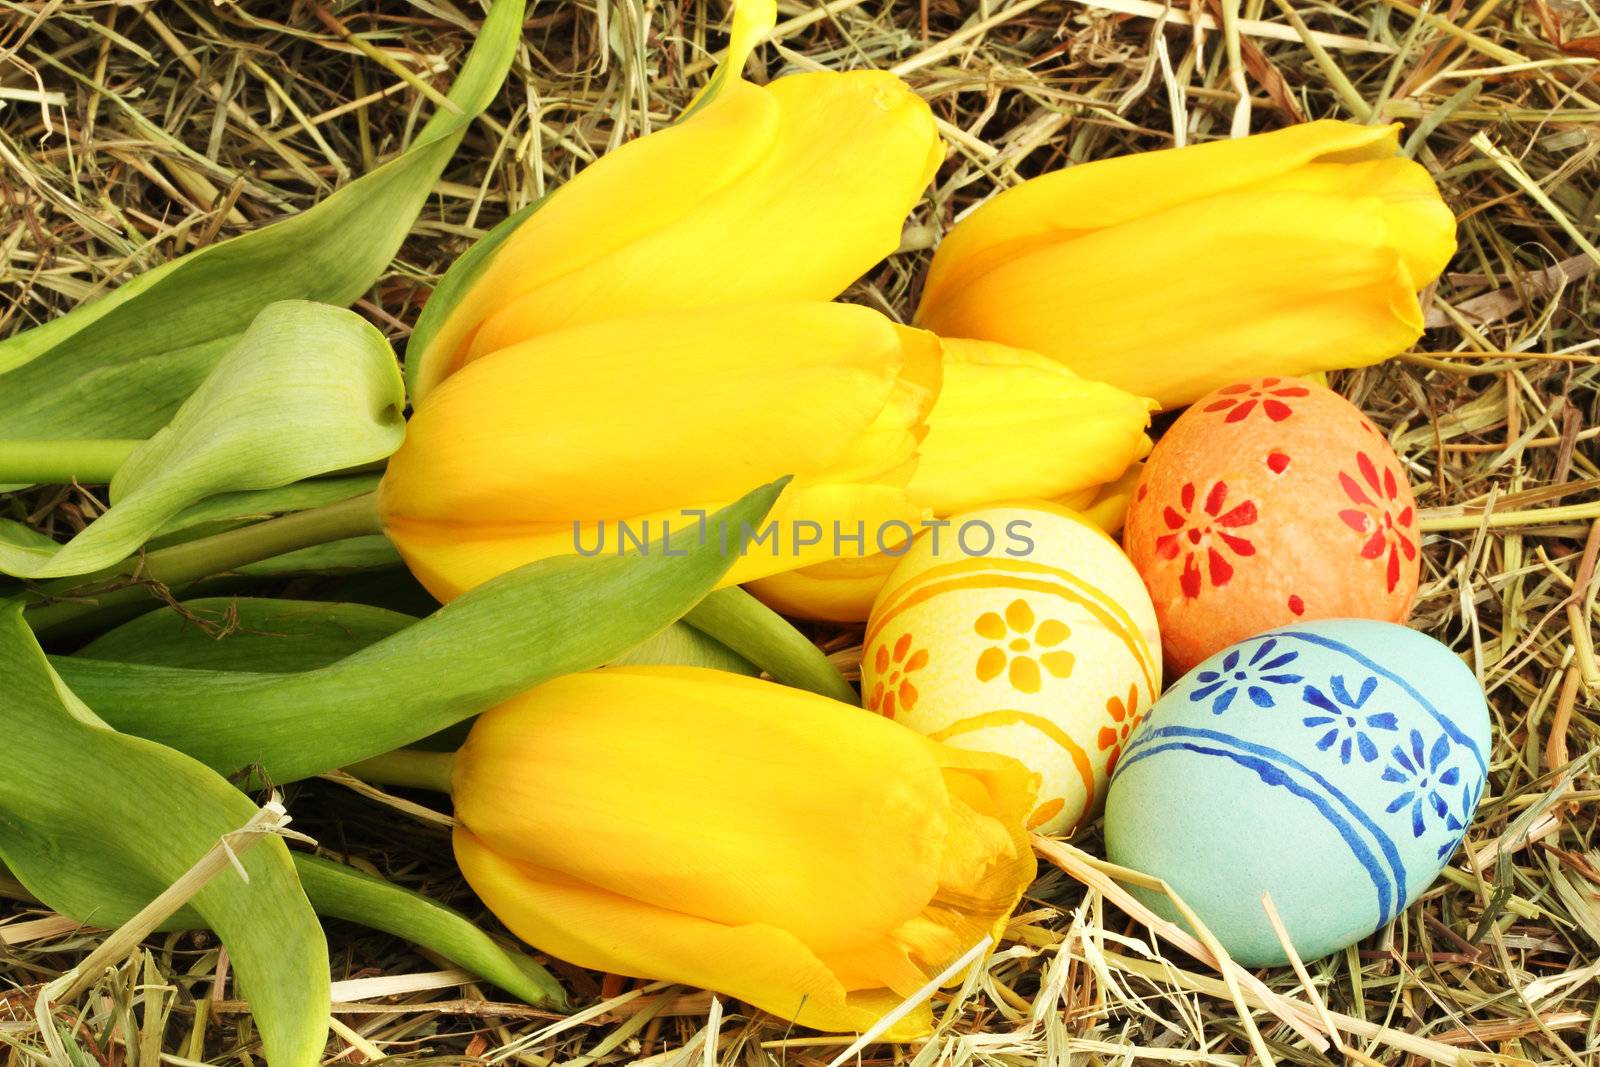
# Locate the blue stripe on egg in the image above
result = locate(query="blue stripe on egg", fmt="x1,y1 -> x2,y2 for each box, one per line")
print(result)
1119,726 -> 1403,924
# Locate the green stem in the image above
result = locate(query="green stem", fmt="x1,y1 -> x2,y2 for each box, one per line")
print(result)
345,749 -> 457,794
684,587 -> 858,704
0,439 -> 143,485
25,491 -> 384,637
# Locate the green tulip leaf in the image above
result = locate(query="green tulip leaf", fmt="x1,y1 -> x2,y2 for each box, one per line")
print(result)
0,0 -> 525,440
405,201 -> 542,401
0,603 -> 329,1065
0,302 -> 404,579
236,535 -> 404,577
293,855 -> 565,1007
80,594 -> 756,678
613,618 -> 757,675
0,520 -> 58,571
52,482 -> 784,783
77,598 -> 415,672
154,474 -> 381,544
685,587 -> 857,701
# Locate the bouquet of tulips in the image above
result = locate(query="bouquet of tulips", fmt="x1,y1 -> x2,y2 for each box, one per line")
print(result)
0,0 -> 1454,1057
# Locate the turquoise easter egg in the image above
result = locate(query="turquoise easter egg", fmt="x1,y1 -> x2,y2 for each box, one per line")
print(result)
1104,620 -> 1489,966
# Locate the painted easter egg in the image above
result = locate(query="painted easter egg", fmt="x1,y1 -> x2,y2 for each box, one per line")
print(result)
862,503 -> 1161,834
1124,376 -> 1421,675
1104,620 -> 1489,966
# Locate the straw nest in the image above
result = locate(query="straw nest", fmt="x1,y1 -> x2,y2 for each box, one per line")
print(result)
2,1 -> 1597,1064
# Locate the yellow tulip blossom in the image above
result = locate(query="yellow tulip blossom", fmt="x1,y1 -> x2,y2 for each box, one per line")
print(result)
451,666 -> 1037,1037
748,552 -> 905,625
407,0 -> 942,401
903,338 -> 1153,515
746,338 -> 1153,621
378,303 -> 941,601
1064,458 -> 1147,535
916,121 -> 1456,409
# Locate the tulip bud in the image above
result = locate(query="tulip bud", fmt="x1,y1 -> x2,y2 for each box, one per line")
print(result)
377,303 -> 941,601
745,337 -> 1153,621
451,666 -> 1037,1038
916,121 -> 1456,409
903,338 -> 1153,515
407,0 -> 942,401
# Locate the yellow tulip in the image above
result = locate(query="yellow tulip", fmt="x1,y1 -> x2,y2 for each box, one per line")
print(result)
378,303 -> 941,601
407,0 -> 942,401
451,666 -> 1037,1037
903,338 -> 1153,515
1066,459 -> 1146,535
746,552 -> 904,625
746,337 -> 1153,621
916,121 -> 1456,409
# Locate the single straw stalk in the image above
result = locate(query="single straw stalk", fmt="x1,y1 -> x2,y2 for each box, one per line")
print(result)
40,797 -> 295,1007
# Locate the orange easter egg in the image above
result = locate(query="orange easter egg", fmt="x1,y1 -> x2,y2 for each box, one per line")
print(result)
1124,376 -> 1420,676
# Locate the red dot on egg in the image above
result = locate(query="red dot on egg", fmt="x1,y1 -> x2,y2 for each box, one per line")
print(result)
1267,451 -> 1290,474
1288,594 -> 1305,616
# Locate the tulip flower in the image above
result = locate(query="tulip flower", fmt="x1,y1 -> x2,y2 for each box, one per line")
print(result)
746,337 -> 1153,621
378,303 -> 941,600
1061,459 -> 1147,535
407,0 -> 942,401
451,666 -> 1037,1037
916,121 -> 1456,409
899,338 -> 1152,515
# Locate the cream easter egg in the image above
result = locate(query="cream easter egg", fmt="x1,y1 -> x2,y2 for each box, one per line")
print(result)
862,504 -> 1162,833
1124,376 -> 1421,676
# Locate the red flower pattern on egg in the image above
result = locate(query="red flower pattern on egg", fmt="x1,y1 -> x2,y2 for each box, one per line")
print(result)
1337,452 -> 1418,593
1202,378 -> 1310,423
1154,480 -> 1259,599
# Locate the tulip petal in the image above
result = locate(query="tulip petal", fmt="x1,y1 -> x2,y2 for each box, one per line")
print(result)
908,338 -> 1154,513
681,0 -> 776,113
918,189 -> 1429,408
1248,158 -> 1456,286
455,828 -> 935,1038
381,304 -> 927,525
1067,459 -> 1147,536
744,552 -> 902,623
451,71 -> 940,365
411,79 -> 781,393
919,120 -> 1401,314
821,326 -> 942,485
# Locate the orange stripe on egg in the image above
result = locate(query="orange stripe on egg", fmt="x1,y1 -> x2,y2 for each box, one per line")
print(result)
927,709 -> 1096,833
867,559 -> 1158,697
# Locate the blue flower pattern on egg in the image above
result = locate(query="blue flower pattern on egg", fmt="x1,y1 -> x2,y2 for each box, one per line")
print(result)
1380,730 -> 1481,856
1435,777 -> 1486,859
1189,638 -> 1303,713
1302,675 -> 1398,763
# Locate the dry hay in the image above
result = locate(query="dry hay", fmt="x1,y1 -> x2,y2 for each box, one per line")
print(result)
2,1 -> 1598,1065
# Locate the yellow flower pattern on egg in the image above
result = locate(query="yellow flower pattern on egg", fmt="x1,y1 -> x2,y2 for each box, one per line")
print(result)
973,598 -> 1075,693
